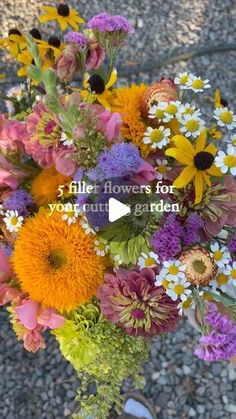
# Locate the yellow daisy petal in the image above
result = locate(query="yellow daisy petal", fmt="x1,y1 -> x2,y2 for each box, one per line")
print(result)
42,6 -> 58,14
17,66 -> 27,77
202,171 -> 211,186
165,148 -> 194,166
204,143 -> 217,156
207,164 -> 223,177
39,15 -> 55,24
66,17 -> 79,31
97,93 -> 112,110
57,16 -> 68,31
173,165 -> 196,188
106,69 -> 117,89
195,129 -> 207,152
172,135 -> 195,157
194,171 -> 204,204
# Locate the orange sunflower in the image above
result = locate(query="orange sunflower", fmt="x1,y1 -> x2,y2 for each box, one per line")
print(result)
12,211 -> 106,312
165,129 -> 222,204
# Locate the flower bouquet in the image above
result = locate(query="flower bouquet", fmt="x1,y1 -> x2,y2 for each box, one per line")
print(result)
1,3 -> 236,418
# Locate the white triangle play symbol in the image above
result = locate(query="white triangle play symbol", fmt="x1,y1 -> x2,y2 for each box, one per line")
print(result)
108,198 -> 131,222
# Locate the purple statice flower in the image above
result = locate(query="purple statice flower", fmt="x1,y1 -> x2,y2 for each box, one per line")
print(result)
229,233 -> 236,253
3,189 -> 33,217
64,32 -> 89,49
182,213 -> 203,246
87,13 -> 133,34
87,143 -> 142,181
195,303 -> 236,362
151,214 -> 183,260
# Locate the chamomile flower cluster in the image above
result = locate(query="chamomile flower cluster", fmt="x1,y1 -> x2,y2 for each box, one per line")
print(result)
138,251 -> 160,269
214,107 -> 236,130
3,210 -> 24,233
215,145 -> 236,176
174,73 -> 210,92
143,126 -> 170,149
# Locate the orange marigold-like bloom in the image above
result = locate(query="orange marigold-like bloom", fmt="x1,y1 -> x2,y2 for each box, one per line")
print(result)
11,211 -> 106,312
31,167 -> 71,206
112,84 -> 149,156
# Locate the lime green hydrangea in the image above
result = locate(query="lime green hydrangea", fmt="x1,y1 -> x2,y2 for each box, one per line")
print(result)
53,298 -> 150,418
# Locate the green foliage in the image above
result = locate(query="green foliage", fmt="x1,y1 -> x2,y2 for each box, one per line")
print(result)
53,299 -> 150,418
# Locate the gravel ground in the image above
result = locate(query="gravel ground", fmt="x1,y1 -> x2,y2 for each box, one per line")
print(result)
1,0 -> 236,418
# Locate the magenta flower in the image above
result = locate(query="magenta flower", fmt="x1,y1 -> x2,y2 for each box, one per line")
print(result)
98,268 -> 180,338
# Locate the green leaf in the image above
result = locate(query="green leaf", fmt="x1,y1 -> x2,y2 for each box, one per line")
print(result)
27,66 -> 42,82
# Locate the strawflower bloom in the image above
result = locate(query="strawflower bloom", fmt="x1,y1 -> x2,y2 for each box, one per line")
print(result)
179,247 -> 217,286
140,78 -> 178,118
195,302 -> 236,362
166,130 -> 222,204
98,268 -> 180,338
215,145 -> 236,176
12,211 -> 106,312
214,107 -> 236,130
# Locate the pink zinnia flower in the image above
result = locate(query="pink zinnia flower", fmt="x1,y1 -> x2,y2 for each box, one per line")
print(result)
98,268 -> 180,338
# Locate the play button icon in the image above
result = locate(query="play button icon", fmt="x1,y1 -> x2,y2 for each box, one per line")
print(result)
108,198 -> 131,222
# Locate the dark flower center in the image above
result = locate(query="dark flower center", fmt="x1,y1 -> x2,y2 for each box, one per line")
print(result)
30,28 -> 42,40
194,151 -> 214,170
88,74 -> 106,94
48,36 -> 61,48
47,249 -> 67,270
9,29 -> 21,36
57,4 -> 70,16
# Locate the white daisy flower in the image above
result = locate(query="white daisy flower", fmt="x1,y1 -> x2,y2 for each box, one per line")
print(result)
215,145 -> 236,176
159,259 -> 186,281
113,254 -> 122,267
3,210 -> 23,233
176,103 -> 201,120
177,298 -> 196,316
210,242 -> 231,268
155,158 -> 171,180
157,101 -> 184,122
166,278 -> 192,302
143,126 -> 170,149
214,107 -> 236,130
174,72 -> 192,90
61,203 -> 81,225
210,269 -> 231,292
60,132 -> 74,147
180,114 -> 204,138
187,75 -> 211,92
94,238 -> 110,256
148,102 -> 167,121
228,134 -> 236,146
227,261 -> 236,283
155,274 -> 171,290
80,217 -> 95,235
138,251 -> 160,269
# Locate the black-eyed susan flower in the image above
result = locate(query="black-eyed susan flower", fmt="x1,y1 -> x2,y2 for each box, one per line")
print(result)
165,129 -> 222,204
36,37 -> 64,60
17,50 -> 52,77
2,30 -> 26,58
39,4 -> 84,32
82,69 -> 117,110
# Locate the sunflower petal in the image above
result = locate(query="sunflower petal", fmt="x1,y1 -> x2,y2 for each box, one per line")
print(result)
57,16 -> 68,31
204,143 -> 217,156
207,164 -> 223,177
173,165 -> 196,188
106,69 -> 117,89
165,148 -> 194,165
67,17 -> 79,31
172,135 -> 195,157
195,129 -> 207,152
194,171 -> 204,204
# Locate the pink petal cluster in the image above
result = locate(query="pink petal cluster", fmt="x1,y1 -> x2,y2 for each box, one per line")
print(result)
0,155 -> 28,189
133,160 -> 157,185
0,283 -> 21,305
14,299 -> 65,352
86,38 -> 106,70
0,114 -> 27,153
96,107 -> 123,142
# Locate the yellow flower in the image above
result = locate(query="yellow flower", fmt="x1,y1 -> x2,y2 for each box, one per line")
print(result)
81,69 -> 117,110
165,130 -> 222,204
17,50 -> 52,77
2,32 -> 26,58
36,38 -> 64,60
0,73 -> 5,80
12,210 -> 106,312
208,124 -> 222,141
31,167 -> 72,207
111,83 -> 148,156
39,4 -> 84,32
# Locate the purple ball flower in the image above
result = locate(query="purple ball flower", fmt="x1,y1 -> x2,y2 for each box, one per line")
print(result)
229,233 -> 236,253
64,32 -> 89,49
87,143 -> 142,181
3,190 -> 33,217
151,214 -> 182,260
182,213 -> 203,246
87,13 -> 133,34
195,303 -> 236,362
